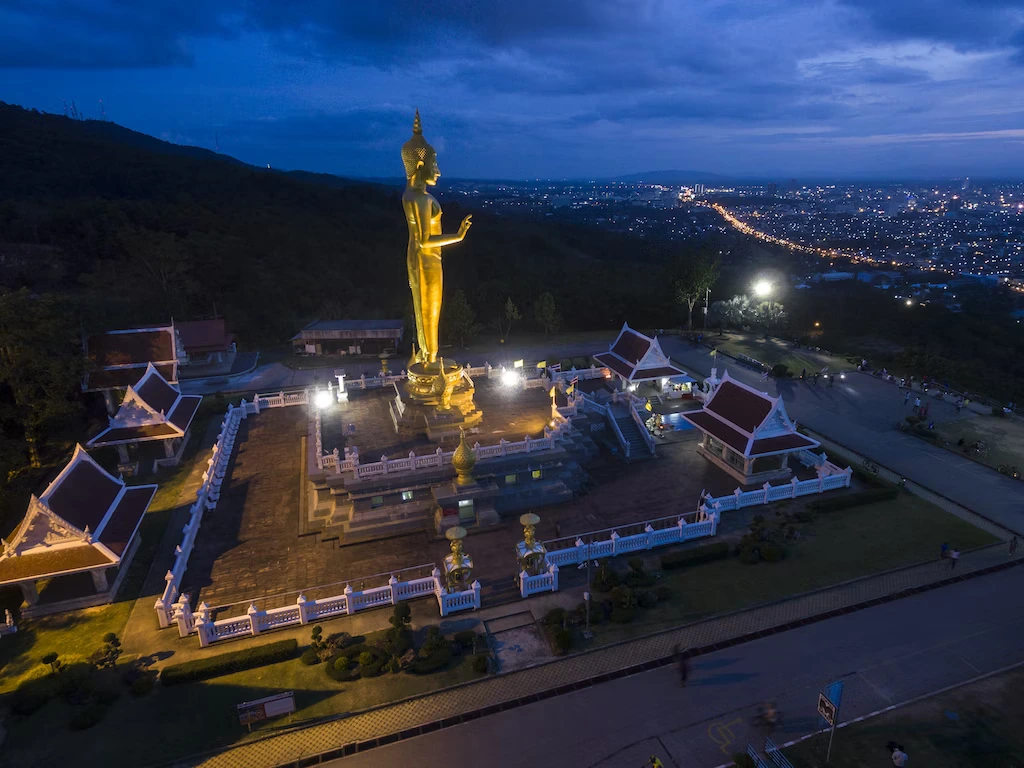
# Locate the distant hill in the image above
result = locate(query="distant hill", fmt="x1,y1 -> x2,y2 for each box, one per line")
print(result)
607,170 -> 728,184
0,102 -> 679,346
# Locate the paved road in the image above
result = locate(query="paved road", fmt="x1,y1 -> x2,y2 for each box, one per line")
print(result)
660,340 -> 1024,535
328,566 -> 1024,768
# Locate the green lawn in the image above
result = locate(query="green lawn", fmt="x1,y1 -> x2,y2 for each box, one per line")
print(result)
2,643 -> 482,768
934,415 -> 1024,472
709,333 -> 850,377
785,666 -> 1024,767
590,495 -> 998,646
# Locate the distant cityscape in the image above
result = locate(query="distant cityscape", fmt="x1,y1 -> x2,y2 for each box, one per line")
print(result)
444,178 -> 1024,293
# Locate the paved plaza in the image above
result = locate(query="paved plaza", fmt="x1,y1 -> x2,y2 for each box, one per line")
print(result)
180,403 -> 768,613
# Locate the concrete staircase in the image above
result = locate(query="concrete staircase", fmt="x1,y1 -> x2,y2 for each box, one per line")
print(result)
613,415 -> 655,461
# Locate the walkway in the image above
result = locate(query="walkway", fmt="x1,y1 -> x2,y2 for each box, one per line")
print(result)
660,340 -> 1024,535
185,541 -> 1022,767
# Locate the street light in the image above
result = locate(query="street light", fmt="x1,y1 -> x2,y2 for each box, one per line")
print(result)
753,280 -> 774,298
314,390 -> 333,409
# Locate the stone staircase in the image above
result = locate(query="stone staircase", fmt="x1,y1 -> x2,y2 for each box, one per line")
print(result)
613,415 -> 655,461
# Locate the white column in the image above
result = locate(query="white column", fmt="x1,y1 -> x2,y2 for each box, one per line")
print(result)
20,581 -> 39,606
116,444 -> 130,464
247,603 -> 261,635
164,439 -> 176,458
90,568 -> 109,593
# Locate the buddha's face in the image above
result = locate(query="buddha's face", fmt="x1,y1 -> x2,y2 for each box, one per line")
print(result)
419,155 -> 441,186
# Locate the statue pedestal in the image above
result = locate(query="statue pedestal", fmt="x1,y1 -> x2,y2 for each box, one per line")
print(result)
433,480 -> 500,534
392,360 -> 482,440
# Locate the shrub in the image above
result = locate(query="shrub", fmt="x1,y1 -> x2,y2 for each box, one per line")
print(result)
390,602 -> 412,629
58,663 -> 95,701
68,705 -> 105,731
752,514 -> 765,525
11,688 -> 51,716
382,627 -> 414,658
760,544 -> 786,562
594,561 -> 620,592
611,586 -> 637,609
96,685 -> 121,706
356,647 -> 388,678
161,639 -> 298,686
41,652 -> 61,674
627,558 -> 645,574
739,546 -> 761,564
324,654 -> 357,682
552,628 -> 572,655
655,585 -> 673,602
130,675 -> 155,697
637,590 -> 658,609
542,607 -> 567,627
472,655 -> 489,674
453,630 -> 478,650
358,651 -> 375,667
300,648 -> 321,666
661,541 -> 730,570
408,646 -> 451,674
610,606 -> 635,624
811,487 -> 898,513
795,509 -> 815,523
771,363 -> 790,378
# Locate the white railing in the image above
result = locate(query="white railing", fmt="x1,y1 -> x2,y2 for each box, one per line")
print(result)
155,400 -> 248,630
175,566 -> 479,647
702,461 -> 853,514
579,396 -> 630,458
252,389 -> 309,411
346,373 -> 408,391
550,365 -> 611,387
543,510 -> 720,569
520,563 -> 559,598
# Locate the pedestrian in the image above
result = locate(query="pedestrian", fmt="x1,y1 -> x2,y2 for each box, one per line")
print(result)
940,541 -> 949,559
920,403 -> 929,419
913,397 -> 921,413
645,756 -> 665,768
890,744 -> 909,767
950,549 -> 960,570
675,644 -> 690,686
1010,536 -> 1018,557
956,399 -> 962,414
829,374 -> 834,388
801,368 -> 807,381
904,391 -> 910,406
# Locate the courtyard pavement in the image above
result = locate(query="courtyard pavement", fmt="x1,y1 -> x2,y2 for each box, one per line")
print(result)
185,540 -> 1023,768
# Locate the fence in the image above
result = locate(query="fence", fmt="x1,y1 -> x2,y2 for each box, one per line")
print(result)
764,737 -> 795,768
155,401 -> 248,628
702,456 -> 852,514
630,400 -> 657,454
172,567 -> 480,647
543,510 -> 719,569
579,396 -> 631,458
252,389 -> 309,410
520,564 -> 560,598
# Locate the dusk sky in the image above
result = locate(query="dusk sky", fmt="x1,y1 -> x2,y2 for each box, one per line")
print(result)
2,1 -> 1024,180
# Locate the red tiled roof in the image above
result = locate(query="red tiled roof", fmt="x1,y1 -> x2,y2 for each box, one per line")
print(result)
177,319 -> 234,354
98,485 -> 156,556
633,365 -> 689,380
750,434 -> 818,456
86,363 -> 177,391
87,330 -> 175,367
682,410 -> 749,453
168,395 -> 201,432
0,546 -> 114,584
91,424 -> 180,444
705,381 -> 774,432
594,353 -> 634,380
136,372 -> 179,415
610,329 -> 650,364
44,459 -> 122,533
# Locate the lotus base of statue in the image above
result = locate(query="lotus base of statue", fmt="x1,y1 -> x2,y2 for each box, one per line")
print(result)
391,359 -> 482,441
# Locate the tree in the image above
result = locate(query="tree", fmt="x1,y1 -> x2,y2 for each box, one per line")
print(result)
754,300 -> 787,330
442,289 -> 476,349
497,297 -> 521,343
0,289 -> 84,470
710,295 -> 752,330
533,292 -> 561,339
671,250 -> 719,330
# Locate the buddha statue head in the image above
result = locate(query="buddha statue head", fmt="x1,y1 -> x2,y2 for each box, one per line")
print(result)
402,110 -> 440,186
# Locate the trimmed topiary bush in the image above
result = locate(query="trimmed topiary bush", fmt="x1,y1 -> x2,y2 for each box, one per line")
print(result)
68,704 -> 105,731
472,654 -> 489,674
300,648 -> 321,666
552,628 -> 572,655
739,546 -> 761,564
161,639 -> 298,686
661,541 -> 730,570
637,590 -> 658,609
542,607 -> 567,627
594,561 -> 620,592
325,654 -> 357,682
811,487 -> 898,513
130,675 -> 155,697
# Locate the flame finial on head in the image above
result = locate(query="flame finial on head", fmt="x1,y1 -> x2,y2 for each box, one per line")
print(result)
402,109 -> 435,179
412,109 -> 422,135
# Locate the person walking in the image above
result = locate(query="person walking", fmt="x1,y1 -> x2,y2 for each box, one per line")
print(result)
904,391 -> 911,406
950,549 -> 960,570
913,396 -> 921,414
920,403 -> 929,419
890,744 -> 909,767
940,541 -> 950,560
645,756 -> 665,768
1010,536 -> 1018,557
675,644 -> 690,686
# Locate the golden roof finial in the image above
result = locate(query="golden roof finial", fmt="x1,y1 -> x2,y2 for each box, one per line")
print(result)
412,108 -> 422,135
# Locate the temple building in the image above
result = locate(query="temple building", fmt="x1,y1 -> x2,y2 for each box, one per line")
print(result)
594,323 -> 696,398
292,319 -> 404,357
84,324 -> 184,413
176,318 -> 237,376
0,446 -> 156,617
682,372 -> 819,483
87,363 -> 203,475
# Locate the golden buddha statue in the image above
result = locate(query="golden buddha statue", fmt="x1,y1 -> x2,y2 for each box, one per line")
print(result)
402,110 -> 472,366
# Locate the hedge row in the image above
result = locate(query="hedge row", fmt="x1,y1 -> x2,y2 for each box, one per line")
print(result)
810,486 -> 898,513
161,639 -> 298,686
660,541 -> 730,570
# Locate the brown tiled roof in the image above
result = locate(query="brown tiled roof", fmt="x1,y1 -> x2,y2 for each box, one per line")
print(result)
750,434 -> 818,456
168,395 -> 201,432
683,410 -> 749,453
0,546 -> 114,584
86,363 -> 177,390
705,381 -> 774,432
91,423 -> 180,444
136,372 -> 179,415
610,329 -> 650,364
577,378 -> 614,395
98,486 -> 156,556
177,319 -> 234,354
44,459 -> 121,533
87,330 -> 174,367
594,353 -> 634,379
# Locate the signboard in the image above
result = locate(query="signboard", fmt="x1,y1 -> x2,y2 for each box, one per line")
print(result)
238,692 -> 296,728
513,359 -> 524,369
817,692 -> 837,727
819,679 -> 844,730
